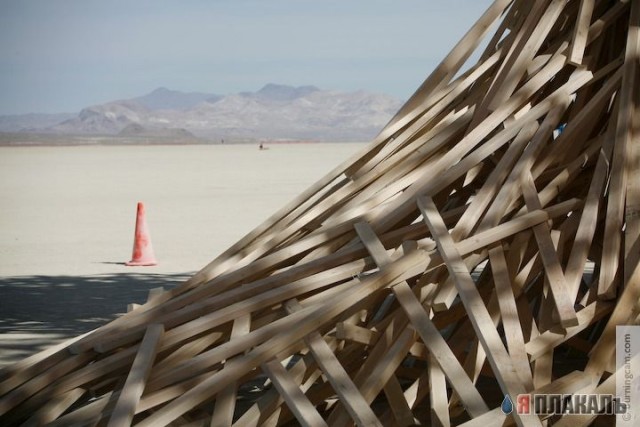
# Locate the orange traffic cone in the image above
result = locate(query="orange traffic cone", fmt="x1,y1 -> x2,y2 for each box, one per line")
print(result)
125,202 -> 157,266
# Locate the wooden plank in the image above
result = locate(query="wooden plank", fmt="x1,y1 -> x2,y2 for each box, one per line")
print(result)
525,301 -> 613,360
154,330 -> 225,373
230,351 -> 313,427
335,322 -> 376,346
488,244 -> 533,389
378,0 -> 514,141
434,198 -> 581,310
458,199 -> 581,256
568,0 -> 596,65
283,300 -> 383,427
135,251 -> 430,427
393,283 -> 489,416
371,58 -> 591,240
138,372 -> 214,414
338,321 -> 432,361
97,256 -> 367,354
418,196 -> 541,427
452,122 -> 536,239
532,334 -> 553,391
327,327 -> 417,427
46,391 -> 116,427
106,323 -> 164,427
382,376 -> 417,427
477,96 -> 572,232
520,173 -> 579,327
586,236 -> 640,377
0,351 -> 95,417
211,315 -> 251,427
483,0 -> 568,113
564,143 -> 614,300
0,329 -> 93,395
21,387 -> 86,427
355,220 -> 490,418
261,359 -> 328,427
428,354 -> 451,427
599,0 -> 640,297
354,221 -> 391,266
624,0 -> 640,284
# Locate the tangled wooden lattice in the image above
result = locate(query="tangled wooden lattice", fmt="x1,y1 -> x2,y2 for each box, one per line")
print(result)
1,0 -> 640,425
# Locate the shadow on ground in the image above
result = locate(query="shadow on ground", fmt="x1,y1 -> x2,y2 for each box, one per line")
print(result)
0,272 -> 192,366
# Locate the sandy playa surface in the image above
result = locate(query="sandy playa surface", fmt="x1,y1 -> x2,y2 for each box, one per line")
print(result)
0,142 -> 366,366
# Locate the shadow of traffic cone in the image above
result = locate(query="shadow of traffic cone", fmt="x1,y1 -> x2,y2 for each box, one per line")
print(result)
125,202 -> 157,266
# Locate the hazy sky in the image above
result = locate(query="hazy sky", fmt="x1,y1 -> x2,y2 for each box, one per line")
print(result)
0,0 -> 493,115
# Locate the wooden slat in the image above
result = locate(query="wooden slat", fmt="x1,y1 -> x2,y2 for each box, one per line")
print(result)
231,351 -> 312,427
623,0 -> 640,283
46,392 -> 116,427
0,351 -> 95,417
477,96 -> 572,232
21,387 -> 86,427
599,0 -> 640,297
418,196 -> 542,427
107,324 -> 164,427
458,199 -> 581,256
211,314 -> 251,427
428,353 -> 451,427
135,251 -> 430,427
452,122 -> 536,239
0,329 -> 93,395
564,144 -> 613,300
262,359 -> 328,427
327,327 -> 417,427
283,300 -> 383,427
489,244 -> 533,389
355,222 -> 489,418
483,0 -> 568,113
382,375 -> 416,427
521,173 -> 579,327
378,0 -> 514,142
586,236 -> 640,377
526,301 -> 613,360
568,0 -> 596,65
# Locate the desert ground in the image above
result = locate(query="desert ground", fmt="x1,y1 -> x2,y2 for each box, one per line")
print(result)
0,142 -> 366,366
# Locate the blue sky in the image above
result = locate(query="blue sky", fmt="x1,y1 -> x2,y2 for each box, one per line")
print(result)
0,0 -> 493,114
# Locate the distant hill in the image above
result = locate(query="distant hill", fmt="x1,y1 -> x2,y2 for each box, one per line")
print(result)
131,87 -> 221,111
0,113 -> 76,132
0,84 -> 403,141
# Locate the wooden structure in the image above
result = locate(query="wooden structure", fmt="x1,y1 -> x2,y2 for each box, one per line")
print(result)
1,0 -> 639,425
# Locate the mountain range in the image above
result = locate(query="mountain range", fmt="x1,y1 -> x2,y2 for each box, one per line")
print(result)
0,84 -> 403,142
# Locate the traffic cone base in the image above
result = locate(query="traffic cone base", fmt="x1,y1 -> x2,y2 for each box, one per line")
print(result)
126,202 -> 157,266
